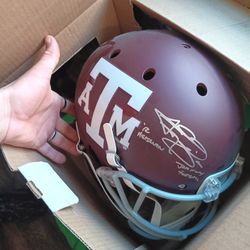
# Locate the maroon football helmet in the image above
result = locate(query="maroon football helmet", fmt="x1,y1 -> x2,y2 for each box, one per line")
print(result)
75,30 -> 244,240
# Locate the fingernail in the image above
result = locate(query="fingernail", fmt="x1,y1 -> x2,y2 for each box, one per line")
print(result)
45,35 -> 52,48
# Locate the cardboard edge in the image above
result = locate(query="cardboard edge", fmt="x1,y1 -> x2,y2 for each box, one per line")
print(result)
132,0 -> 250,100
3,0 -> 122,84
112,0 -> 141,32
132,0 -> 250,74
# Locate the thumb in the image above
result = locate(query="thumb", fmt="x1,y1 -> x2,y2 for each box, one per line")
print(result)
31,35 -> 60,77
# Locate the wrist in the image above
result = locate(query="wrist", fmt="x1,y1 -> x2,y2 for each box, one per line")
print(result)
0,85 -> 11,144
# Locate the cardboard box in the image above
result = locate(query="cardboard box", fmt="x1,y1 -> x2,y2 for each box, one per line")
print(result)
1,0 -> 250,249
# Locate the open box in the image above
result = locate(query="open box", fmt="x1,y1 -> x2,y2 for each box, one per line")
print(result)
1,0 -> 250,249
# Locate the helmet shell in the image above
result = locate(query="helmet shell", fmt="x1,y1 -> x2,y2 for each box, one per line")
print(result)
75,30 -> 244,194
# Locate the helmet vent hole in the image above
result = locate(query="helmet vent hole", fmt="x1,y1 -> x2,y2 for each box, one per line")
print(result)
143,68 -> 155,81
182,43 -> 191,49
110,49 -> 121,59
196,83 -> 207,96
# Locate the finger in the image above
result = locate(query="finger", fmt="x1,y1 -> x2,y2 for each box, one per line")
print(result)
56,118 -> 78,142
32,35 -> 60,77
53,92 -> 75,116
61,98 -> 75,116
49,130 -> 79,156
38,143 -> 66,164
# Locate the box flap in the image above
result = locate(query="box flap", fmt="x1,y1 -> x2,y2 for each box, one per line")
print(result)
0,0 -> 121,86
112,0 -> 140,32
134,0 -> 250,72
1,145 -> 47,171
18,161 -> 79,212
133,0 -> 250,97
1,145 -> 137,249
0,0 -> 94,83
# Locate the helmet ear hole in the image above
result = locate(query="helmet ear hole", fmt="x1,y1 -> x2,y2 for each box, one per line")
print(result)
196,83 -> 207,96
143,68 -> 155,80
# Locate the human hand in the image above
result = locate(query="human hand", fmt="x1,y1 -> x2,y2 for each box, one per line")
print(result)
1,35 -> 79,164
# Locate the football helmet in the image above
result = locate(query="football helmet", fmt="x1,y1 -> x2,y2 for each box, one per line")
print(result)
75,30 -> 244,240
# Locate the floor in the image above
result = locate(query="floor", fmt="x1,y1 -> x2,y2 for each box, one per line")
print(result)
0,150 -> 71,250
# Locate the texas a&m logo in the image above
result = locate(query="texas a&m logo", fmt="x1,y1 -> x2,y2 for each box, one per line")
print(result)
77,58 -> 152,149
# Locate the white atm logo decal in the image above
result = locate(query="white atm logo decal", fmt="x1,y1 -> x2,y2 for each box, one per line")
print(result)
78,58 -> 152,149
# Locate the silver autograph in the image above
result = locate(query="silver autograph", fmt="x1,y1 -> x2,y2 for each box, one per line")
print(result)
137,125 -> 165,151
155,108 -> 207,169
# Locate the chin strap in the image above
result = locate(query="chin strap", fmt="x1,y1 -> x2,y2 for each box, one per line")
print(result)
103,123 -> 168,226
75,122 -> 127,218
103,123 -> 126,171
